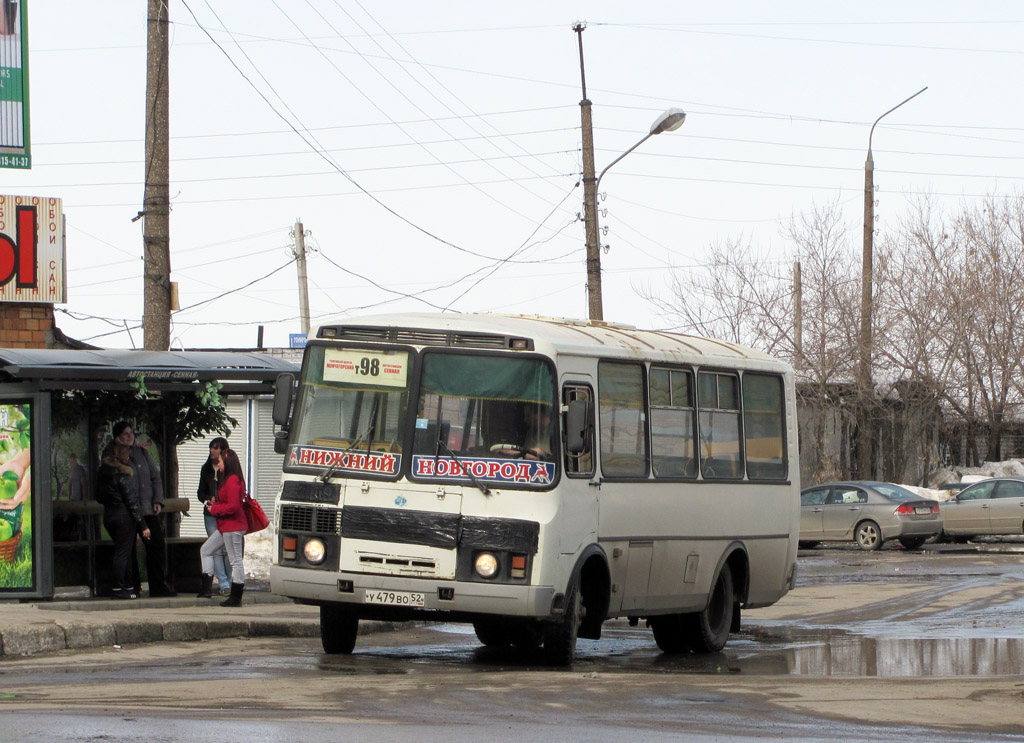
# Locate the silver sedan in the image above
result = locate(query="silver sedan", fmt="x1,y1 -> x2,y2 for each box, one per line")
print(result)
940,477 -> 1024,541
800,481 -> 942,551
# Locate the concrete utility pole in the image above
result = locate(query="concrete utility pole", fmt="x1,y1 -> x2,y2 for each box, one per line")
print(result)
142,0 -> 171,351
857,86 -> 926,478
575,22 -> 603,322
292,220 -> 311,337
793,261 -> 802,372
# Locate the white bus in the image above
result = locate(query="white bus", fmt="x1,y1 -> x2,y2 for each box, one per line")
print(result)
270,313 -> 799,664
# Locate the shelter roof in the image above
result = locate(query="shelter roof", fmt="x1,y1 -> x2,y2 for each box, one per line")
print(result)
0,348 -> 297,393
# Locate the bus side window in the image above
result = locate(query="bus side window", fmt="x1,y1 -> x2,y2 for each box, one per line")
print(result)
563,385 -> 594,476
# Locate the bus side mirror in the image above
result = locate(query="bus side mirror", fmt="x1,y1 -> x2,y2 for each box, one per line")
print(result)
273,373 -> 295,426
565,398 -> 589,454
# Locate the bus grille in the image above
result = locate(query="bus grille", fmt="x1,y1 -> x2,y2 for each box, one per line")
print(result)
280,504 -> 340,534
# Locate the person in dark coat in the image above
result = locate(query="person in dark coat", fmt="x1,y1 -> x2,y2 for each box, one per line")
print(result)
107,421 -> 177,597
197,436 -> 231,594
96,443 -> 151,599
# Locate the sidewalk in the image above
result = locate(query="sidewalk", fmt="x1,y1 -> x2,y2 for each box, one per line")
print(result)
0,586 -> 369,658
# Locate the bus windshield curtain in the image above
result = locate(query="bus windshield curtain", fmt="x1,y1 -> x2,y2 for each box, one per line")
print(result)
421,354 -> 552,403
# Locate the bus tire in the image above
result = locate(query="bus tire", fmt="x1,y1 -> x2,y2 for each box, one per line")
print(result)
682,564 -> 734,653
511,623 -> 545,649
320,605 -> 358,654
473,620 -> 511,648
648,614 -> 691,654
543,578 -> 582,666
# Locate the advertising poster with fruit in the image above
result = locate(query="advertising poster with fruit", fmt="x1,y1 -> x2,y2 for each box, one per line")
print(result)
0,402 -> 32,589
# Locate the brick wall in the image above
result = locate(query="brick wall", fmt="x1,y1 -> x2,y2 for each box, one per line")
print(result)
0,303 -> 55,348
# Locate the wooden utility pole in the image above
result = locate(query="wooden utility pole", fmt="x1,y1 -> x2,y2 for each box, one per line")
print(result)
142,0 -> 171,351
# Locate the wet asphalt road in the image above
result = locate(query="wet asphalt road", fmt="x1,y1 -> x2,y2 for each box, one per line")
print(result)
2,544 -> 1024,741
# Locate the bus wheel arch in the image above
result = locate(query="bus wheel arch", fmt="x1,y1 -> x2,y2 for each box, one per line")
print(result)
576,547 -> 611,640
685,544 -> 747,653
543,545 -> 610,665
720,544 -> 749,633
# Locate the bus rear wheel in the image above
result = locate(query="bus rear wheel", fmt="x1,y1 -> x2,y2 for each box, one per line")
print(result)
681,564 -> 734,653
320,605 -> 358,654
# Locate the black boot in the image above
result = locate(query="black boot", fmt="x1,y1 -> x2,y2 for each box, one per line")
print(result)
196,573 -> 213,598
220,582 -> 244,607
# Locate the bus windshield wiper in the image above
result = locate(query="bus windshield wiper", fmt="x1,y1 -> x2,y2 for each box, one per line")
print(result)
426,396 -> 488,495
436,438 -> 490,496
320,413 -> 379,483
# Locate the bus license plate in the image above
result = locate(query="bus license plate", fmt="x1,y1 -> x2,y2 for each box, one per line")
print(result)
364,589 -> 425,607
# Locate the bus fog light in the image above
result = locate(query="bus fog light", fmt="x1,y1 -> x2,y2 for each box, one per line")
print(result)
303,538 -> 327,565
474,552 -> 499,578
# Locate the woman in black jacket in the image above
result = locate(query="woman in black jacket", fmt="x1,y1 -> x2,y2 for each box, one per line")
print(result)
96,443 -> 150,599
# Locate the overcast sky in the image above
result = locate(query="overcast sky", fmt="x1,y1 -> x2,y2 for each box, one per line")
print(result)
9,1 -> 1024,349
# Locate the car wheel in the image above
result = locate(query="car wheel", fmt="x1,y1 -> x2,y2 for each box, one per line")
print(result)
320,605 -> 358,654
855,520 -> 883,551
899,536 -> 927,550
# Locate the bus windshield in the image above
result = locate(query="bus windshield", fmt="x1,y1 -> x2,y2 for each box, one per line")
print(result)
287,345 -> 410,477
410,352 -> 557,488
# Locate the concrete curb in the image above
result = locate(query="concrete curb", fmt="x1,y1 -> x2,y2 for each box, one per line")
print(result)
0,594 -> 410,658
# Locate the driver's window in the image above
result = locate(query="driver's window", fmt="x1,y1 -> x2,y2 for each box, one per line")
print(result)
563,385 -> 594,477
959,481 -> 996,501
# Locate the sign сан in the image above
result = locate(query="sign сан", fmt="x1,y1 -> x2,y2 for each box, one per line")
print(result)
0,195 -> 65,303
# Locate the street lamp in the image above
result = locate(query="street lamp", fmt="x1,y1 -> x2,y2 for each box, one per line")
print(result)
857,86 -> 926,478
581,107 -> 686,321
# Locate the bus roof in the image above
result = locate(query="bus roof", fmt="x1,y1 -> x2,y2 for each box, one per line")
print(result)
311,313 -> 787,370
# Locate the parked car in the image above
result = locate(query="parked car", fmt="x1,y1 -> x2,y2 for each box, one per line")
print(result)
800,481 -> 942,551
939,477 -> 1024,541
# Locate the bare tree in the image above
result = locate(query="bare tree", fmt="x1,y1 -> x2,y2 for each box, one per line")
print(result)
887,195 -> 1024,464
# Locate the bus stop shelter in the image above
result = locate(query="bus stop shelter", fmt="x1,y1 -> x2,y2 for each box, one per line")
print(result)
0,348 -> 297,600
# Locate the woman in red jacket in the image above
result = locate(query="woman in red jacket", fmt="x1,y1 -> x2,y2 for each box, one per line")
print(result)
197,447 -> 248,606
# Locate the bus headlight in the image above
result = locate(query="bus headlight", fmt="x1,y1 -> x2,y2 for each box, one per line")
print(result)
474,552 -> 499,579
303,538 -> 327,565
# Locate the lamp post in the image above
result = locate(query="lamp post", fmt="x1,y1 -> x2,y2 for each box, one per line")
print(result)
575,23 -> 686,322
857,86 -> 926,478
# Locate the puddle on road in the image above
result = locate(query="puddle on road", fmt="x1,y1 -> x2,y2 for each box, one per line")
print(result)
376,624 -> 1024,678
725,628 -> 1024,678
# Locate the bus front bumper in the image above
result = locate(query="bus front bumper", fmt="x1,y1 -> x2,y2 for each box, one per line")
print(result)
271,565 -> 557,620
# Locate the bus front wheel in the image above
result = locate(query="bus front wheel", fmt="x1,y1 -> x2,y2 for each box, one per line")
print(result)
648,613 -> 691,654
473,620 -> 511,648
320,605 -> 358,654
681,564 -> 734,653
543,579 -> 582,666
